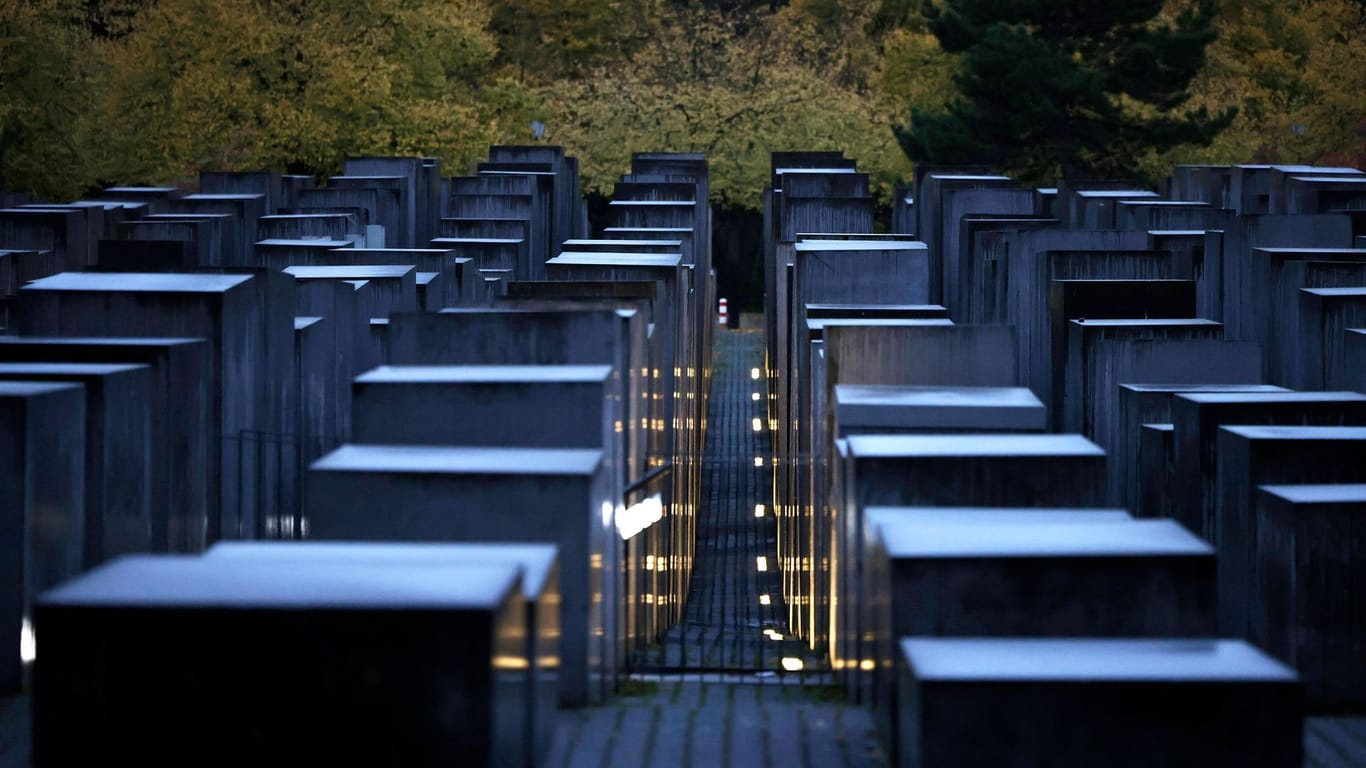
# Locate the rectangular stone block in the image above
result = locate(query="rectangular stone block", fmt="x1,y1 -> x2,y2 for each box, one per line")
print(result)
19,271 -> 287,543
1171,392 -> 1366,541
0,381 -> 84,693
352,364 -> 612,450
204,540 -> 560,762
1294,287 -> 1366,389
304,444 -> 613,707
835,385 -> 1045,433
0,363 -> 151,566
1253,483 -> 1366,710
835,434 -> 1107,703
283,265 -> 418,322
0,337 -> 213,552
897,638 -> 1301,768
34,556 -> 526,766
170,193 -> 267,266
867,510 -> 1209,757
1215,426 -> 1366,637
1061,318 -> 1228,434
1116,385 -> 1288,512
1138,423 -> 1175,519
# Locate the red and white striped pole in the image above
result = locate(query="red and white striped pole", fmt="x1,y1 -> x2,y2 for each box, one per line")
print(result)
717,297 -> 729,326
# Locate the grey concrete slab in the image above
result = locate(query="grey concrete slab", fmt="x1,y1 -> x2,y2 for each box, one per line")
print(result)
170,193 -> 266,266
1138,423 -> 1176,519
253,238 -> 355,271
1269,259 -> 1366,386
1171,392 -> 1366,541
1253,484 -> 1366,711
1116,385 -> 1288,512
0,337 -> 213,552
0,363 -> 151,566
35,556 -> 526,766
18,271 -> 288,543
1061,318 -> 1248,431
1215,426 -> 1366,638
868,512 -> 1208,758
351,364 -> 613,452
897,638 -> 1301,768
205,540 -> 561,762
305,444 -> 613,706
1293,287 -> 1366,389
834,385 -> 1045,433
0,381 -> 84,694
0,208 -> 91,270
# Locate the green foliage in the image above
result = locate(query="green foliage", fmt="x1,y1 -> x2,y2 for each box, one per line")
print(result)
541,6 -> 912,209
490,0 -> 655,82
1,0 -> 1360,206
1163,0 -> 1366,170
0,0 -> 110,200
899,0 -> 1235,183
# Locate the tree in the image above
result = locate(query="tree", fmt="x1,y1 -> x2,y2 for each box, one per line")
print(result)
541,6 -> 912,210
898,0 -> 1234,183
0,0 -> 111,199
94,0 -> 524,185
1161,0 -> 1366,171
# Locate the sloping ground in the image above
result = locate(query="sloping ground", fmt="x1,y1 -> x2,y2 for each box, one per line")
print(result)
633,329 -> 822,674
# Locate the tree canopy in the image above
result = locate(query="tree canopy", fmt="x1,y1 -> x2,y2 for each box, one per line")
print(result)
0,0 -> 1362,205
899,0 -> 1235,183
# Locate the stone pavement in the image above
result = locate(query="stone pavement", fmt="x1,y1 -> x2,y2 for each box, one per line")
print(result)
635,329 -> 821,673
545,678 -> 887,768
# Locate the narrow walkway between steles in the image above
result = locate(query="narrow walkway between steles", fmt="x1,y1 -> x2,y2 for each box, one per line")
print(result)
548,328 -> 886,767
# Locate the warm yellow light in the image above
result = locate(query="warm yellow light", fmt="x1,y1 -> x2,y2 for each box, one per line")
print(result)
860,659 -> 876,672
781,657 -> 804,672
756,556 -> 768,572
751,367 -> 761,380
759,594 -> 771,605
754,504 -> 765,518
752,418 -> 763,432
493,655 -> 530,670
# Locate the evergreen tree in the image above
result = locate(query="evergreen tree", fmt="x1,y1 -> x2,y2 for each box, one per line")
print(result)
897,0 -> 1235,183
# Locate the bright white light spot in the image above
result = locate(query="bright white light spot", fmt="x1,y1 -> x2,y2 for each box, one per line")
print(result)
754,504 -> 765,518
754,457 -> 764,467
751,368 -> 760,380
751,392 -> 760,401
859,659 -> 876,671
756,556 -> 768,572
759,594 -> 771,605
781,657 -> 805,672
617,495 -> 664,540
764,629 -> 784,641
20,618 -> 35,664
752,418 -> 763,432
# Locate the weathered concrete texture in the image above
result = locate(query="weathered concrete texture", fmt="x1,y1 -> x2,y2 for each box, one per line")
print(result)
0,337 -> 213,553
305,445 -> 614,707
18,271 -> 293,544
1170,392 -> 1366,542
898,638 -> 1302,768
0,381 -> 84,694
34,556 -> 526,766
0,363 -> 151,567
1253,484 -> 1366,712
1116,384 -> 1289,514
205,541 -> 561,764
1214,426 -> 1366,638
